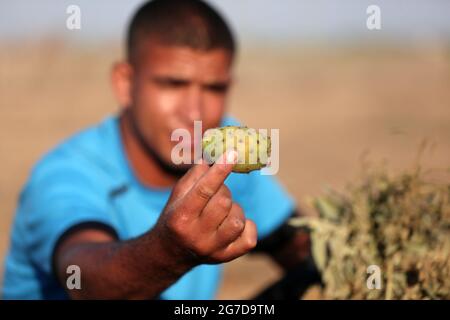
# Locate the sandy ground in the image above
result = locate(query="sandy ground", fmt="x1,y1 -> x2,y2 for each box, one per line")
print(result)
1,42 -> 449,299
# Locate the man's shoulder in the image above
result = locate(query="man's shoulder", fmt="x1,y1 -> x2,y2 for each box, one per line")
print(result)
28,115 -> 124,189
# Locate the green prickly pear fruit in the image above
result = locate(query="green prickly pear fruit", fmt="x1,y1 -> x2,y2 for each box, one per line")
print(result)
202,126 -> 271,173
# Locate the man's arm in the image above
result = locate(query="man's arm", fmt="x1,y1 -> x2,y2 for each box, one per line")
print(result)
252,209 -> 311,271
54,226 -> 193,299
250,209 -> 321,299
54,151 -> 257,299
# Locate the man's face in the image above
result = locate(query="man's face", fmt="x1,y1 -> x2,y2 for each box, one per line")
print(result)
127,42 -> 233,170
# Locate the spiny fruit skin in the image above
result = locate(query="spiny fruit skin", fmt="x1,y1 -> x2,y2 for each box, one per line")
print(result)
202,126 -> 271,173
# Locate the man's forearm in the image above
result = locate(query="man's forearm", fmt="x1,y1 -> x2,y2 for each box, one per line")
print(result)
57,230 -> 193,299
252,209 -> 312,271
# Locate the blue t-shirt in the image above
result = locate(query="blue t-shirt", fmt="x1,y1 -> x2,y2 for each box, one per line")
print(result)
2,115 -> 295,300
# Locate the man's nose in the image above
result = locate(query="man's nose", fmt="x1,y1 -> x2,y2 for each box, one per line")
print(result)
183,85 -> 202,122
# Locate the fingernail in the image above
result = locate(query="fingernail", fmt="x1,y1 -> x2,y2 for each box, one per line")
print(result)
226,150 -> 238,164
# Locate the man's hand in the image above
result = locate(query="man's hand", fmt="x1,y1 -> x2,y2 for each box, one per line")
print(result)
153,149 -> 258,266
54,150 -> 257,299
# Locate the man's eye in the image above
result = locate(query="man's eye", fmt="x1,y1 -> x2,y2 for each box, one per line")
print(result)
206,84 -> 228,93
168,79 -> 188,87
155,78 -> 188,88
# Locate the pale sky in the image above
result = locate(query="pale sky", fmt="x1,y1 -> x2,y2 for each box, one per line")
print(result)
1,0 -> 450,45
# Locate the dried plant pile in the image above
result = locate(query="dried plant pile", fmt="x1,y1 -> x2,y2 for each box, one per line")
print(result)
291,165 -> 450,299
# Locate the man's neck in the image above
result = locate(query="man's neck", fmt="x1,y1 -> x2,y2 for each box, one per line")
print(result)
119,113 -> 178,189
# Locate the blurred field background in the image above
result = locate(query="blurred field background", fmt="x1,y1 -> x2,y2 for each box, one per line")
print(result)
1,0 -> 450,299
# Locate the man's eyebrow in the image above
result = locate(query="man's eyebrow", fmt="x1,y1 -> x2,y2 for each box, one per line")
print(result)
151,75 -> 230,86
152,75 -> 189,80
151,75 -> 191,84
203,78 -> 231,86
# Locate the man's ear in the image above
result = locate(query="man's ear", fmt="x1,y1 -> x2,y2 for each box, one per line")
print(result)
111,62 -> 133,109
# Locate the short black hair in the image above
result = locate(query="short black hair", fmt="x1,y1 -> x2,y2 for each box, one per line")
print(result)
127,0 -> 236,63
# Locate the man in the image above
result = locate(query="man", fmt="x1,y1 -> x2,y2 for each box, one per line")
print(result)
2,0 -> 314,300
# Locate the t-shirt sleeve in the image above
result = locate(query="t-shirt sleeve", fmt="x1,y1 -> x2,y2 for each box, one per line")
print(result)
228,171 -> 296,240
19,152 -> 118,276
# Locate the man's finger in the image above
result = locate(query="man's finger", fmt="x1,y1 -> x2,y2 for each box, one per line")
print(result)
172,161 -> 210,199
199,185 -> 233,229
214,202 -> 245,245
213,219 -> 258,262
183,150 -> 237,214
